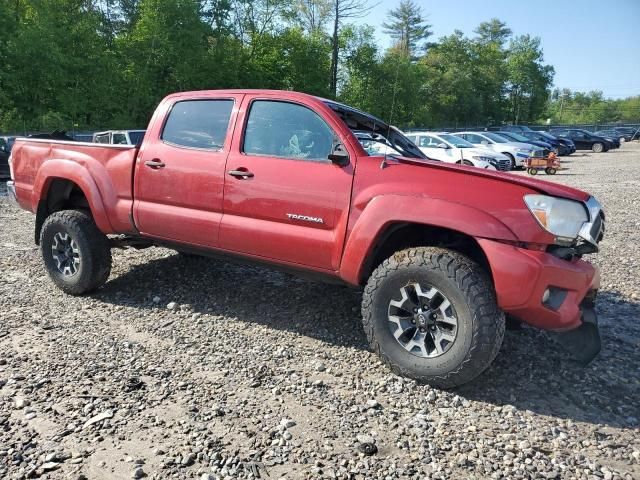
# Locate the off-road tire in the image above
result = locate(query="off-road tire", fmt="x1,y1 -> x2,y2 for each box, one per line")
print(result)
361,247 -> 505,389
592,142 -> 604,153
40,209 -> 112,295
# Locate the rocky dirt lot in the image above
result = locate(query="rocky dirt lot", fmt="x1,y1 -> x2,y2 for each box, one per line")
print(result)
1,143 -> 639,480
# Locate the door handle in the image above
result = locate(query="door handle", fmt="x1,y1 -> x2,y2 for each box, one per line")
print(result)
145,159 -> 166,169
227,169 -> 254,179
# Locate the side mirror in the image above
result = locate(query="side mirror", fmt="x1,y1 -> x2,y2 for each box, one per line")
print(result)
437,143 -> 449,149
480,140 -> 489,145
328,143 -> 349,166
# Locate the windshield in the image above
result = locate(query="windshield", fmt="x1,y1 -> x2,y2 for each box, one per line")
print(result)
484,132 -> 509,143
536,131 -> 555,141
323,100 -> 426,159
128,131 -> 146,145
440,134 -> 474,148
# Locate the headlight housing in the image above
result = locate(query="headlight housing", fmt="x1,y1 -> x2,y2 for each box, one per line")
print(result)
524,194 -> 589,245
472,155 -> 495,163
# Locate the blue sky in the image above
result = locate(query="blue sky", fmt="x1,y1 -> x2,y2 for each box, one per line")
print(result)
356,0 -> 640,98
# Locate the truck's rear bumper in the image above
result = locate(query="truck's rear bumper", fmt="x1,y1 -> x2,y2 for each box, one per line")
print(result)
478,238 -> 600,332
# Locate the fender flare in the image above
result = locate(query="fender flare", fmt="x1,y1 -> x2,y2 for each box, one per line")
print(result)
339,194 -> 518,285
32,159 -> 114,233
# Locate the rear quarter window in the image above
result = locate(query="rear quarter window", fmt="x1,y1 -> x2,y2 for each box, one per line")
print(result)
162,100 -> 234,150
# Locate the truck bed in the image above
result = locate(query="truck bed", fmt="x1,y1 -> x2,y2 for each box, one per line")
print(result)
10,138 -> 139,234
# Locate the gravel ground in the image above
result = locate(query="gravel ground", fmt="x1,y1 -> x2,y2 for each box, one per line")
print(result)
1,143 -> 639,480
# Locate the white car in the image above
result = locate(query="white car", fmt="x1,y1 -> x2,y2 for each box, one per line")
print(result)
456,131 -> 543,169
93,130 -> 146,145
405,132 -> 512,171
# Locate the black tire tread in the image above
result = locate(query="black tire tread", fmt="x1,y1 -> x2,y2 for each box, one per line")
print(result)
40,209 -> 112,295
361,247 -> 505,388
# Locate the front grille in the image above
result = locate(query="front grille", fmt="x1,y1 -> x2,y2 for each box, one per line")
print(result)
578,197 -> 605,252
590,211 -> 605,243
495,158 -> 511,171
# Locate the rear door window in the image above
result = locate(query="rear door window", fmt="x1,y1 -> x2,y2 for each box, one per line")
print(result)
162,100 -> 234,150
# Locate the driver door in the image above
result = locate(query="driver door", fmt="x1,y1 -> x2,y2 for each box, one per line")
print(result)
219,97 -> 355,270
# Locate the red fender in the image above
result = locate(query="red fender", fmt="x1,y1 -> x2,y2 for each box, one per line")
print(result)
32,159 -> 114,233
339,194 -> 518,285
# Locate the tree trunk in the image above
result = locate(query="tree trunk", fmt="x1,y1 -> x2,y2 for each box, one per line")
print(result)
330,2 -> 339,97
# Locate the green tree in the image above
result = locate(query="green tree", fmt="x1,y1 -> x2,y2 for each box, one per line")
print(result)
382,0 -> 431,58
328,0 -> 372,96
474,18 -> 511,45
505,34 -> 554,123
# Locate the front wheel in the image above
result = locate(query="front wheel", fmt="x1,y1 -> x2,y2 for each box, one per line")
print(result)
361,247 -> 505,388
40,210 -> 112,295
592,142 -> 604,153
545,167 -> 557,175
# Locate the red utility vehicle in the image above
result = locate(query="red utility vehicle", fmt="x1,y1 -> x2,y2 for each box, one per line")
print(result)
6,90 -> 605,387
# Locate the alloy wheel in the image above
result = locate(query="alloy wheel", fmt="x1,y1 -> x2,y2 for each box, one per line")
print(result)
51,232 -> 81,276
387,283 -> 458,358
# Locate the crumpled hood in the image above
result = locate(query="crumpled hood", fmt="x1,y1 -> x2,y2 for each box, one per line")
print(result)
397,156 -> 590,202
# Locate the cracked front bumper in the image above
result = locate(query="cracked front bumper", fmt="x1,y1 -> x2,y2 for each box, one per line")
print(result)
478,238 -> 600,331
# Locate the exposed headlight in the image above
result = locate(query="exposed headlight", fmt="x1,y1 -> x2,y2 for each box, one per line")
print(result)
472,155 -> 495,163
524,194 -> 589,244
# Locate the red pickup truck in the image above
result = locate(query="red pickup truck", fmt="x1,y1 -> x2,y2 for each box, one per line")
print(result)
6,90 -> 604,387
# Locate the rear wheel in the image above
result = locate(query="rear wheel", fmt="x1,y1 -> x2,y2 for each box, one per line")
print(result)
361,247 -> 505,389
462,159 -> 474,166
528,168 -> 538,175
40,210 -> 112,295
592,142 -> 604,153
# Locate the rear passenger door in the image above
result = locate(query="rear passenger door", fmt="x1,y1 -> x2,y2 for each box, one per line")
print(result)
134,94 -> 242,247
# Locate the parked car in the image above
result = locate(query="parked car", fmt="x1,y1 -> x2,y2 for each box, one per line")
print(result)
519,130 -> 575,156
456,131 -> 543,169
497,131 -> 555,155
93,130 -> 146,145
595,129 -> 627,144
404,131 -> 512,171
7,89 -> 605,388
550,129 -> 614,153
0,136 -> 14,178
614,126 -> 640,141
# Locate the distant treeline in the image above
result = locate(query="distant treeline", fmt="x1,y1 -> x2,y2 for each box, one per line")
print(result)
0,0 -> 637,133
